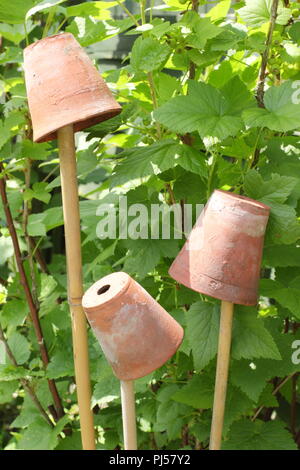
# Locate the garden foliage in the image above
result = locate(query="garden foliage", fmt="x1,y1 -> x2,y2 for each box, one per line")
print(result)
0,0 -> 300,450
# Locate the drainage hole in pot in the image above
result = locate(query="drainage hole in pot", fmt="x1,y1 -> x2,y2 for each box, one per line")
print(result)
97,285 -> 110,295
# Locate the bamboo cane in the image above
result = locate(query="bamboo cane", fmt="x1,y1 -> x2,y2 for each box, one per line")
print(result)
58,124 -> 95,450
120,380 -> 137,450
209,301 -> 234,450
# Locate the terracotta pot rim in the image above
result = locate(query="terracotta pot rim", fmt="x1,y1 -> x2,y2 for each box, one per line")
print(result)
213,189 -> 270,213
24,32 -> 73,55
82,271 -> 132,313
117,334 -> 184,381
169,266 -> 258,306
34,107 -> 121,143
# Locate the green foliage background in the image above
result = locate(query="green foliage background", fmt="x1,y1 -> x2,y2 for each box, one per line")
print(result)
0,0 -> 300,450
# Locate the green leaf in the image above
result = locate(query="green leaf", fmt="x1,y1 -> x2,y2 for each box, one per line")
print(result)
244,170 -> 297,204
240,330 -> 300,384
93,374 -> 120,406
239,0 -> 291,28
232,307 -> 281,361
130,36 -> 171,73
155,399 -> 191,440
123,239 -> 179,279
258,383 -> 279,408
266,202 -> 300,245
185,301 -> 219,371
181,12 -> 221,49
0,23 -> 31,45
1,299 -> 27,329
0,364 -> 29,381
17,416 -> 54,450
110,140 -> 207,187
7,332 -> 31,365
207,0 -> 231,22
66,16 -> 108,47
27,206 -> 63,236
25,0 -> 66,21
46,350 -> 74,379
55,431 -> 82,450
11,394 -> 41,427
24,182 -> 51,204
0,235 -> 14,265
244,170 -> 300,245
22,139 -> 51,161
66,1 -> 118,18
172,374 -> 214,409
154,77 -> 254,141
263,245 -> 300,267
222,419 -> 297,450
0,380 -> 18,404
0,0 -> 36,24
243,81 -> 300,132
223,386 -> 254,435
260,279 -> 300,319
289,22 -> 300,44
231,359 -> 270,402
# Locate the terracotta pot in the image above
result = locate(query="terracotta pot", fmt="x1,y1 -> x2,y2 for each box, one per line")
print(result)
82,272 -> 184,381
23,33 -> 121,143
169,190 -> 270,306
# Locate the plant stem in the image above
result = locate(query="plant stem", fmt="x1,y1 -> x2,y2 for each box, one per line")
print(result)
291,372 -> 299,436
256,0 -> 279,107
116,0 -> 140,27
0,323 -> 53,427
140,0 -> 147,25
54,17 -> 68,35
0,163 -> 64,420
188,0 -> 199,80
150,0 -> 154,23
29,237 -> 49,274
23,22 -> 29,47
165,183 -> 176,205
249,128 -> 263,169
147,72 -> 162,139
42,7 -> 57,38
23,160 -> 39,308
251,372 -> 298,421
207,152 -> 218,199
0,276 -> 8,287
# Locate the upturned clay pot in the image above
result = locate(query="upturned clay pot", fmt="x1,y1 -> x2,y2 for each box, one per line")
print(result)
23,33 -> 121,143
169,190 -> 270,306
82,272 -> 184,381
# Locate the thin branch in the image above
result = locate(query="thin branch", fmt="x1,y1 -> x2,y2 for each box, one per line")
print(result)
256,0 -> 279,107
29,237 -> 49,274
116,0 -> 140,27
23,160 -> 39,308
251,372 -> 298,421
0,324 -> 53,427
0,163 -> 64,419
147,72 -> 162,139
165,183 -> 176,205
291,372 -> 299,436
188,0 -> 199,80
0,275 -> 8,287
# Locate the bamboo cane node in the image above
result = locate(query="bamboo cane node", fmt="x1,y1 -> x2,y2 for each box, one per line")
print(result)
68,296 -> 83,307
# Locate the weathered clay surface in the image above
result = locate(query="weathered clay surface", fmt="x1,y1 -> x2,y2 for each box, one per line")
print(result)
82,272 -> 184,380
23,33 -> 121,142
169,190 -> 270,306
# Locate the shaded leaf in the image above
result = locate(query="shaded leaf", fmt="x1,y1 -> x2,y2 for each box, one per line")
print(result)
185,301 -> 219,371
222,419 -> 297,450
